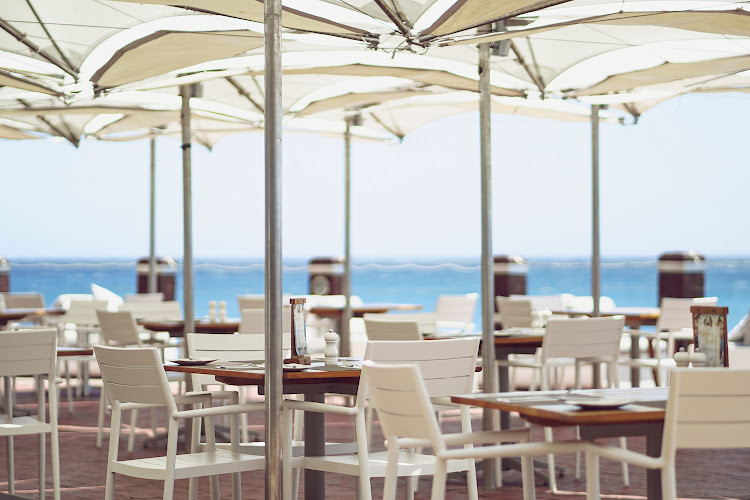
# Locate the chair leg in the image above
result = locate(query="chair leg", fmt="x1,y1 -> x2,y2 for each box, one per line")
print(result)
619,437 -> 630,486
520,454 -> 536,500
105,405 -> 122,500
163,418 -> 179,500
544,426 -> 558,493
459,407 -> 479,500
127,409 -> 138,452
585,449 -> 600,500
39,432 -> 46,500
575,426 -> 582,479
661,466 -> 676,500
382,443 -> 399,500
430,459 -> 447,500
51,427 -> 60,500
7,435 -> 14,495
97,390 -> 107,448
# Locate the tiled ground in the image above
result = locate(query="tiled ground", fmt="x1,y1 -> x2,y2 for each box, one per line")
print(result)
1,382 -> 749,499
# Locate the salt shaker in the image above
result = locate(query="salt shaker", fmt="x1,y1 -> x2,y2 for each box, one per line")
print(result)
324,329 -> 339,366
674,347 -> 690,368
689,348 -> 708,368
218,300 -> 227,323
208,300 -> 217,322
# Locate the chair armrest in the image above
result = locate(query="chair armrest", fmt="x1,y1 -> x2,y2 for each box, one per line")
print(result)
283,399 -> 358,416
587,443 -> 663,469
174,392 -> 213,406
176,402 -> 265,420
441,439 -> 588,461
442,428 -> 530,446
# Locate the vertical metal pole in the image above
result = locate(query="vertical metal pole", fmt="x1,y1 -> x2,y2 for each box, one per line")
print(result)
148,136 -> 157,294
179,85 -> 194,336
341,116 -> 353,358
591,104 -> 601,318
479,26 -> 498,490
264,0 -> 283,497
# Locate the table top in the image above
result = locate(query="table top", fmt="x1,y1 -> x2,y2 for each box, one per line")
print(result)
0,307 -> 65,323
165,361 -> 362,387
309,303 -> 422,318
551,307 -> 660,326
452,387 -> 667,427
57,346 -> 94,357
139,318 -> 240,336
425,330 -> 544,347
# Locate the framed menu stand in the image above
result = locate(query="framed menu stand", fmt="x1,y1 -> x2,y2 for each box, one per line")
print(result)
286,297 -> 311,365
690,305 -> 729,367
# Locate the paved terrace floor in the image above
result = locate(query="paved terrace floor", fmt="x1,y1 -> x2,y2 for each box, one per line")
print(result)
1,381 -> 748,499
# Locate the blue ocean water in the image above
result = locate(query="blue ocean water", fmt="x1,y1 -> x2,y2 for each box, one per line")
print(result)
7,258 -> 750,329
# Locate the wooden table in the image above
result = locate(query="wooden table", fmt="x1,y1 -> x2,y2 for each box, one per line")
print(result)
452,387 -> 668,499
165,362 -> 361,500
57,347 -> 94,357
0,307 -> 64,327
309,302 -> 422,356
139,318 -> 240,337
552,307 -> 660,387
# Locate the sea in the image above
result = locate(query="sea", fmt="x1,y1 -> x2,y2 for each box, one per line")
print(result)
7,257 -> 750,330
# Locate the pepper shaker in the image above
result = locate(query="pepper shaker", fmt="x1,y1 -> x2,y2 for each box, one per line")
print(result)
689,348 -> 708,368
218,300 -> 227,323
674,347 -> 690,368
324,329 -> 339,366
208,300 -> 217,322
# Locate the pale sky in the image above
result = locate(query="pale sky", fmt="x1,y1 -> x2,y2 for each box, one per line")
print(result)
3,91 -> 749,261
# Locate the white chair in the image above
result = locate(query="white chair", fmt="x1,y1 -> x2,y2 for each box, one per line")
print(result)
622,297 -> 718,386
0,292 -> 46,309
586,368 -> 750,500
363,317 -> 423,341
283,337 -> 505,500
496,297 -> 534,328
95,345 -> 265,500
0,329 -> 60,500
497,315 -> 629,491
95,309 -> 174,451
236,294 -> 265,311
238,305 -> 291,335
124,292 -> 165,302
435,293 -> 478,333
363,312 -> 439,337
119,300 -> 182,321
365,360 -> 588,500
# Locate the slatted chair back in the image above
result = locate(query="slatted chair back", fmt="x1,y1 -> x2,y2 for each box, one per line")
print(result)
363,318 -> 422,341
496,297 -> 534,328
0,328 -> 57,379
541,315 -> 625,361
119,300 -> 182,321
658,297 -> 718,333
124,292 -> 164,303
238,305 -> 291,335
186,333 -> 291,390
363,312 -> 438,336
236,294 -> 265,311
664,368 -> 750,457
96,309 -> 142,347
364,361 -> 444,450
94,345 -> 176,414
435,293 -> 478,325
63,300 -> 108,326
0,292 -> 46,309
359,338 -> 479,408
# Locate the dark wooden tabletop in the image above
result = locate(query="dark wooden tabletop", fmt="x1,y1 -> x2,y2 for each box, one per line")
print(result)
165,362 -> 361,387
309,303 -> 422,319
139,318 -> 240,337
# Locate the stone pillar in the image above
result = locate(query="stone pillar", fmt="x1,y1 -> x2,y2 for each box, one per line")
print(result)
308,257 -> 344,295
136,256 -> 178,300
658,250 -> 705,302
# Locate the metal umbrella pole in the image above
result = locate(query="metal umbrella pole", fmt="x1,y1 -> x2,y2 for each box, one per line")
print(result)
148,136 -> 157,294
591,104 -> 601,318
264,0 -> 283,497
341,115 -> 355,357
479,26 -> 498,490
179,84 -> 195,336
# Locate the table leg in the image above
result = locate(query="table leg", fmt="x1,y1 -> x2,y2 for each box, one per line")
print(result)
646,428 -> 663,500
304,392 -> 326,500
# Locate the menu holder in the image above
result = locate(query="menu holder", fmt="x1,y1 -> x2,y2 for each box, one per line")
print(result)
285,297 -> 311,365
690,305 -> 729,367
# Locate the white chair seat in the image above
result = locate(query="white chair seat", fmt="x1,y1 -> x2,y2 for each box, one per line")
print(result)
111,450 -> 265,481
0,415 -> 53,435
298,450 -> 472,477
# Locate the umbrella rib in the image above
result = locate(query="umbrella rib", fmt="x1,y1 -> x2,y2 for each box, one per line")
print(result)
24,0 -> 79,75
373,0 -> 412,36
367,111 -> 404,141
0,68 -> 61,96
225,76 -> 264,114
511,40 -> 546,96
16,98 -> 79,147
0,17 -> 77,79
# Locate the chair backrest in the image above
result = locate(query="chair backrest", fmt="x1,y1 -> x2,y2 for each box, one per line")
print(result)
363,361 -> 445,451
51,294 -> 94,310
511,294 -> 571,312
0,292 -> 46,309
63,300 -> 109,325
238,306 -> 291,334
435,293 -> 478,324
304,295 -> 364,308
359,338 -> 480,408
237,294 -> 265,311
186,332 -> 291,389
363,312 -> 439,336
657,297 -> 718,332
0,329 -> 57,378
496,297 -> 534,328
663,368 -> 750,461
124,292 -> 164,303
541,315 -> 625,361
96,309 -> 142,347
363,318 -> 423,341
119,300 -> 182,321
95,345 -> 176,413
